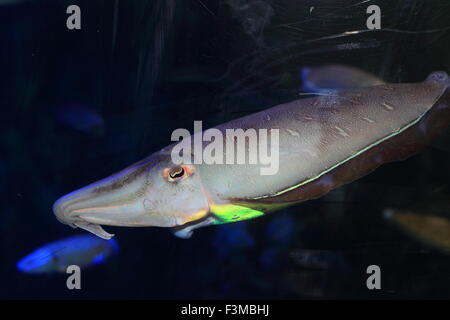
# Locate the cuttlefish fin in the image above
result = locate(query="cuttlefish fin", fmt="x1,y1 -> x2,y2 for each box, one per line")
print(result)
74,222 -> 115,240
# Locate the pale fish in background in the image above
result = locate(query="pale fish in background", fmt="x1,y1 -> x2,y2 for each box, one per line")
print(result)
384,208 -> 450,254
300,64 -> 385,94
17,234 -> 119,274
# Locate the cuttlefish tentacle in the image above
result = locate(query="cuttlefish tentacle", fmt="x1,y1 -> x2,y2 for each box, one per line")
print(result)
53,71 -> 450,239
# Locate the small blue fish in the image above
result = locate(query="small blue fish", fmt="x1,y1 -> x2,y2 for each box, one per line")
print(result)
17,234 -> 119,274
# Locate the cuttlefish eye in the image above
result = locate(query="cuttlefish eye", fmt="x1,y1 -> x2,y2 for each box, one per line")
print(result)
164,165 -> 192,182
170,167 -> 185,179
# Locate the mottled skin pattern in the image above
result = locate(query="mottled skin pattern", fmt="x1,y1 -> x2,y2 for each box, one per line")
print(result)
53,72 -> 450,239
198,81 -> 447,200
236,89 -> 450,207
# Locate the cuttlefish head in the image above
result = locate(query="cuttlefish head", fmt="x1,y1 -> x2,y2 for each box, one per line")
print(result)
53,149 -> 213,239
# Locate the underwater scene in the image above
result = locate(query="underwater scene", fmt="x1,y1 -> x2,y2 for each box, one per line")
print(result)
2,0 -> 450,300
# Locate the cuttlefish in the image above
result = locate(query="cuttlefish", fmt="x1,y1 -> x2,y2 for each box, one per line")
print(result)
53,69 -> 450,239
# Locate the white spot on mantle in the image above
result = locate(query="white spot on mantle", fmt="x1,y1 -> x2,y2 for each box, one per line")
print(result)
334,126 -> 349,137
362,117 -> 375,123
382,102 -> 395,110
286,128 -> 300,137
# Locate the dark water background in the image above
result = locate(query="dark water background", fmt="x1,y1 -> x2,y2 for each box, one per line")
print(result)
1,0 -> 450,299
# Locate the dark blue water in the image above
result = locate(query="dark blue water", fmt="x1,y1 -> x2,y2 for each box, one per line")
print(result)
1,0 -> 450,299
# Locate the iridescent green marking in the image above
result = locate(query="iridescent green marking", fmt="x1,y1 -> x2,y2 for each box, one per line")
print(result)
210,204 -> 264,224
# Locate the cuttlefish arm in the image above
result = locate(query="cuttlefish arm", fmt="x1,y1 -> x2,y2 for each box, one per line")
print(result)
53,72 -> 450,239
